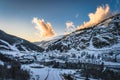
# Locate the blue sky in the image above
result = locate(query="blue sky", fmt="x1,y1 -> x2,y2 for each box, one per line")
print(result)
0,0 -> 120,42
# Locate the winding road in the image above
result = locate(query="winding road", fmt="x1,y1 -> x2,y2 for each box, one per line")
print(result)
30,67 -> 63,80
45,68 -> 63,80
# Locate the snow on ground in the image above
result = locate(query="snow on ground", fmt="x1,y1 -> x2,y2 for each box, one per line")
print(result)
22,64 -> 63,80
60,69 -> 76,74
0,39 -> 19,51
104,61 -> 120,66
0,50 -> 40,58
0,60 -> 4,65
30,67 -> 48,80
46,68 -> 62,80
22,64 -> 77,80
0,48 -> 120,80
22,64 -> 100,80
76,78 -> 98,80
0,50 -> 26,57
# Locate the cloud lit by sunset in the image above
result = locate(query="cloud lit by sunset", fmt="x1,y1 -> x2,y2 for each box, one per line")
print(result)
79,4 -> 112,29
32,18 -> 56,40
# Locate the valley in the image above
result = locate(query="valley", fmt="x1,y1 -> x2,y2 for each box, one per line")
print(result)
0,13 -> 120,80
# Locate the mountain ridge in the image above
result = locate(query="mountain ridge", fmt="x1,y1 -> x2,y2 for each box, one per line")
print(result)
45,13 -> 120,52
0,29 -> 44,52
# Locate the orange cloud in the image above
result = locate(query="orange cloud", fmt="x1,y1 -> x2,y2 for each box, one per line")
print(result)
32,18 -> 56,40
79,4 -> 112,29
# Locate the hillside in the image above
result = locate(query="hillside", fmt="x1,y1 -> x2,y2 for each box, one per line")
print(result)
46,14 -> 120,52
0,30 -> 44,52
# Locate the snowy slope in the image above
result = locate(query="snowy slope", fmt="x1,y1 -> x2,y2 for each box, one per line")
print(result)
0,30 -> 44,52
46,14 -> 120,52
34,35 -> 63,49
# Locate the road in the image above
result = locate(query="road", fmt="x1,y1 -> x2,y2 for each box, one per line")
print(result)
45,68 -> 63,80
30,67 -> 63,80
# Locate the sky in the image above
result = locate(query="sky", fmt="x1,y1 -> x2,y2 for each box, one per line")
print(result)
0,0 -> 120,42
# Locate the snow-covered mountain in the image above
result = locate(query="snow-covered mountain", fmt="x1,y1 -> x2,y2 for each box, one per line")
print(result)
0,30 -> 44,52
46,14 -> 120,52
34,35 -> 63,49
0,14 -> 120,80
